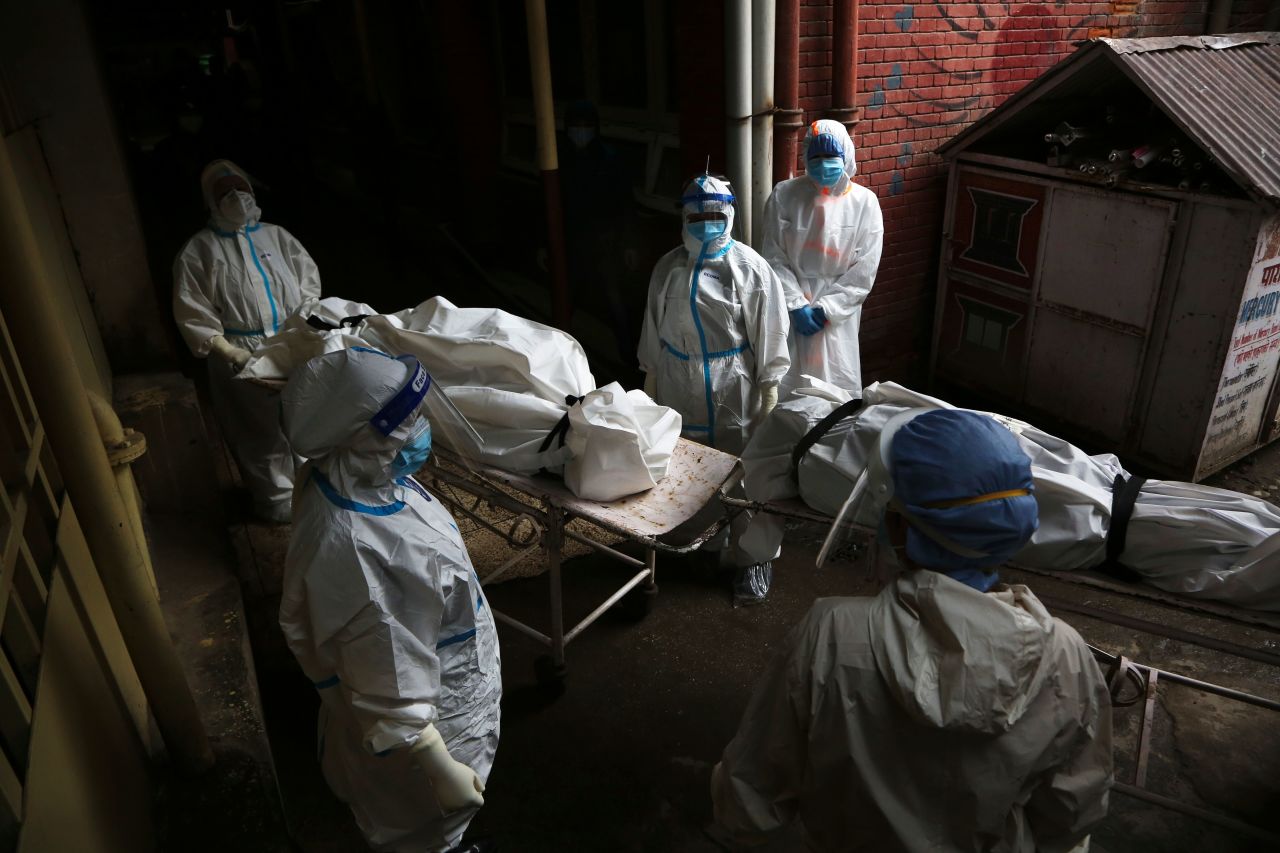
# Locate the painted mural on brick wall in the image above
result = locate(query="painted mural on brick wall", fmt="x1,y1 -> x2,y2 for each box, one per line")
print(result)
1201,215 -> 1280,468
802,0 -> 1208,377
855,1 -> 1178,196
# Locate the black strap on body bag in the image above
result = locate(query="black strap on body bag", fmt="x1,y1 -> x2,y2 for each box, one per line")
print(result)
306,313 -> 373,331
1098,473 -> 1146,583
789,398 -> 863,480
539,395 -> 588,457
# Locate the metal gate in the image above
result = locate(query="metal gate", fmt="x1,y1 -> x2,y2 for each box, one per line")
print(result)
0,311 -> 153,852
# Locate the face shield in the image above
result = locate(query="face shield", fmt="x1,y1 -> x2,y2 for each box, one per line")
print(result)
284,348 -> 485,483
679,175 -> 736,248
372,355 -> 486,476
817,408 -> 1037,574
817,408 -> 928,568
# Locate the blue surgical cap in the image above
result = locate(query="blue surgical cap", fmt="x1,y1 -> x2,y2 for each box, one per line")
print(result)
807,132 -> 845,161
889,409 -> 1038,572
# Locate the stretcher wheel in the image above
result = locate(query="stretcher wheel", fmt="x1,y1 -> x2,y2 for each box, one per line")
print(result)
615,583 -> 658,622
534,655 -> 567,693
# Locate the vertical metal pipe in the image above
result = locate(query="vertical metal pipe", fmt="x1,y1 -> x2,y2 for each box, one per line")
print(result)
86,390 -> 157,596
525,0 -> 572,329
545,505 -> 566,667
725,0 -> 753,244
0,143 -> 212,772
831,0 -> 861,130
751,0 -> 776,232
774,0 -> 802,183
1207,0 -> 1234,32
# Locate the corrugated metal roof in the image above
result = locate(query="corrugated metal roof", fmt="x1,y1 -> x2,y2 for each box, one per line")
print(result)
1102,33 -> 1280,204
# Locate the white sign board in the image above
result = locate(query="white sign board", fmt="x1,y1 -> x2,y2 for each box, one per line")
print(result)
1200,213 -> 1280,472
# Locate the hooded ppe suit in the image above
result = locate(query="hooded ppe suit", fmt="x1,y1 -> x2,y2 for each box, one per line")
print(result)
173,159 -> 321,521
279,349 -> 501,853
638,175 -> 789,455
713,409 -> 1112,852
761,120 -> 883,395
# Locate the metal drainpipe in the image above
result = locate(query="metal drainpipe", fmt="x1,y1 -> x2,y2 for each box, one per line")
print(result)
85,390 -> 156,596
831,0 -> 861,132
751,0 -> 776,233
525,0 -> 572,330
1207,0 -> 1234,32
0,144 -> 213,772
774,0 -> 803,183
726,0 -> 753,244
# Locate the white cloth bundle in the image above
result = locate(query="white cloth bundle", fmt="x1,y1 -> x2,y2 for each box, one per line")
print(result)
740,377 -> 1280,611
242,296 -> 681,501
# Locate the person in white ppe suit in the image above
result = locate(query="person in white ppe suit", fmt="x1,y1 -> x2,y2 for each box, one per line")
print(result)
173,159 -> 321,522
712,409 -> 1112,851
762,119 -> 883,395
279,348 -> 501,853
638,174 -> 790,604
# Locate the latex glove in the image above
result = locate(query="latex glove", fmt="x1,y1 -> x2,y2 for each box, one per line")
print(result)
643,371 -> 657,399
208,335 -> 250,371
811,304 -> 828,328
409,723 -> 485,812
759,384 -> 778,417
789,306 -> 823,337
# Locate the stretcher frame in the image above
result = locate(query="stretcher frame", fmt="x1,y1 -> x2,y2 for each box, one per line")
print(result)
418,439 -> 742,682
1092,646 -> 1280,845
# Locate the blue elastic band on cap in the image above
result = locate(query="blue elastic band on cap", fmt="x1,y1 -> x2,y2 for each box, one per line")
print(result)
679,192 -> 736,206
370,357 -> 431,436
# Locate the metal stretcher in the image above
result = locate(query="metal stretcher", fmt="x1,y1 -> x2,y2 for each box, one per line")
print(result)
419,438 -> 740,685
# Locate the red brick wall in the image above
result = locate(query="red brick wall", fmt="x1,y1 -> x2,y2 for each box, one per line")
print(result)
792,0 -> 1232,383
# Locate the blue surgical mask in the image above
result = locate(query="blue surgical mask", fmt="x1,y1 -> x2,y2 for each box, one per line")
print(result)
807,157 -> 845,188
686,218 -> 727,243
391,420 -> 432,479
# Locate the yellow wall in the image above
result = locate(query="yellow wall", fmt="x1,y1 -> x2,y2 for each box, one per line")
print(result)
3,129 -> 112,396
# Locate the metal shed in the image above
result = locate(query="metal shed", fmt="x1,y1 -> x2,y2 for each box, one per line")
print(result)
932,33 -> 1280,481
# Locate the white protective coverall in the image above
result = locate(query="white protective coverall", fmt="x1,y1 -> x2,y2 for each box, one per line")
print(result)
712,573 -> 1112,851
173,159 -> 321,520
279,349 -> 501,853
739,378 -> 1280,610
761,120 -> 884,395
638,175 -> 790,455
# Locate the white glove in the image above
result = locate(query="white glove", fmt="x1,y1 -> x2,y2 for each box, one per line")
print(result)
208,335 -> 251,371
643,371 -> 657,399
759,384 -> 778,417
408,723 -> 484,812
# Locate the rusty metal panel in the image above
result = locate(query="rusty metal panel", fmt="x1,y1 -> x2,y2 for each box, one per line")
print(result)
1107,34 -> 1280,205
949,169 -> 1046,291
934,166 -> 1043,399
1024,310 -> 1145,443
934,279 -> 1032,399
1197,213 -> 1280,476
17,573 -> 152,853
1138,202 -> 1257,472
1037,187 -> 1173,330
